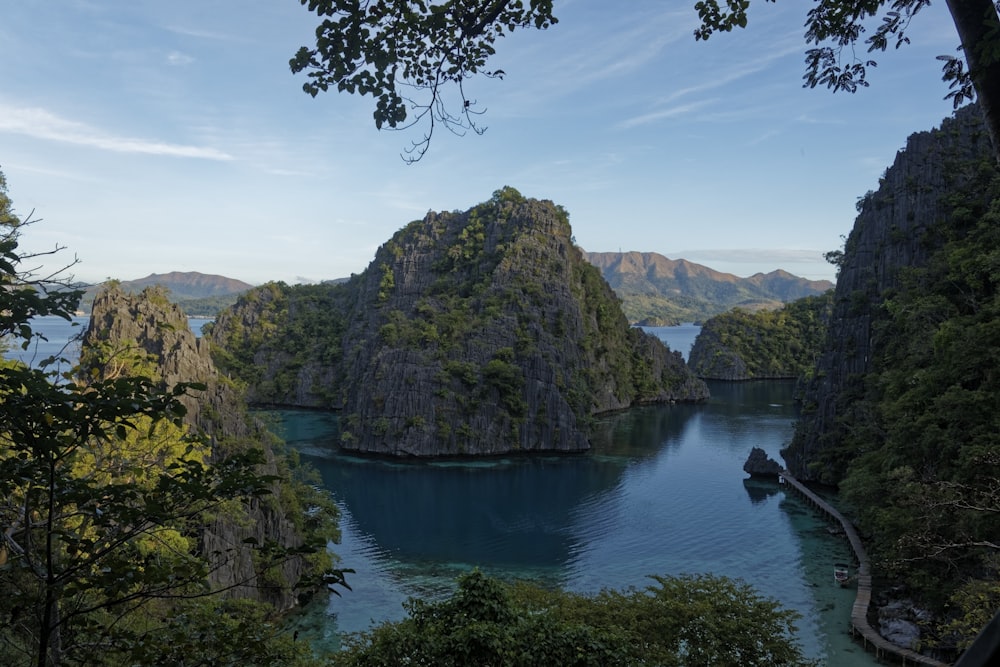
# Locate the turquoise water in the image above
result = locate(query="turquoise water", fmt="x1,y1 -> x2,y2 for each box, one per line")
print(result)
276,381 -> 876,666
7,319 -> 877,664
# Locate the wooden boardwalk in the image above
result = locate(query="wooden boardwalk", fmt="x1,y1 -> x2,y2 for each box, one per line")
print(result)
779,471 -> 950,666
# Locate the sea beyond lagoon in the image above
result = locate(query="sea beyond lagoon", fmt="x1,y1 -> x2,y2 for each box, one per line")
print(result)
8,319 -> 879,666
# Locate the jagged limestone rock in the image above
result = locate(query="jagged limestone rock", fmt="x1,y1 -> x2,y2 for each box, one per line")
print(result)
688,325 -> 751,381
743,447 -> 783,478
83,284 -> 324,611
687,294 -> 833,381
785,105 -> 996,482
210,188 -> 709,457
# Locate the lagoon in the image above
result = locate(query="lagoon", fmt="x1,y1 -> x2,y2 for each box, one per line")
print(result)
5,319 -> 877,665
277,378 -> 876,666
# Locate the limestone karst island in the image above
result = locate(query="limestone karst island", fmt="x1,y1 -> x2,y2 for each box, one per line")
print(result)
3,108 -> 1000,666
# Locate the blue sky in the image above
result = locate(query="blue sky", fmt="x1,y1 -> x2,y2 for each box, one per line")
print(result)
1,1 -> 959,285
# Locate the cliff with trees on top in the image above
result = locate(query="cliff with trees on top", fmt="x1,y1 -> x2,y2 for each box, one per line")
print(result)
784,105 -> 999,655
208,187 -> 708,457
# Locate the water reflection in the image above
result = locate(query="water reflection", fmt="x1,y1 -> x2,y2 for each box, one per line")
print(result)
273,381 -> 880,666
743,477 -> 783,504
292,403 -> 700,570
589,403 -> 694,460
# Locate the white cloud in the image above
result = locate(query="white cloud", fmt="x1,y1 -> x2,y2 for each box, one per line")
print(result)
166,50 -> 194,66
0,103 -> 233,160
617,100 -> 714,129
675,248 -> 829,264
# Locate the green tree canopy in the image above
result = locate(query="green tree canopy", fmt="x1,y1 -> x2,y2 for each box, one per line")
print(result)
291,0 -> 1000,162
290,0 -> 557,162
333,570 -> 816,667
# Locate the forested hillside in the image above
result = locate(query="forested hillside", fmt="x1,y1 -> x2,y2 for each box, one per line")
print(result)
788,106 -> 999,653
209,188 -> 708,457
687,292 -> 833,380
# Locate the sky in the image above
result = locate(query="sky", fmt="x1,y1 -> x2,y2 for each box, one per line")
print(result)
0,1 -> 961,286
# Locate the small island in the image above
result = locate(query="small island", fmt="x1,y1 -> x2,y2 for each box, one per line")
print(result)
208,187 -> 709,457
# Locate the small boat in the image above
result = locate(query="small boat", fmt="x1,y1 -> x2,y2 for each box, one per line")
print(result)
834,563 -> 851,586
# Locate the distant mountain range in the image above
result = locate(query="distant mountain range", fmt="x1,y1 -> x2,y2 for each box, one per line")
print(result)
79,272 -> 254,316
75,258 -> 832,323
584,251 -> 833,325
115,271 -> 253,300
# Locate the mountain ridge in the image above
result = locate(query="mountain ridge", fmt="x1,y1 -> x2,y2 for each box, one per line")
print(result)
82,259 -> 830,323
584,251 -> 833,324
78,271 -> 255,315
110,271 -> 253,300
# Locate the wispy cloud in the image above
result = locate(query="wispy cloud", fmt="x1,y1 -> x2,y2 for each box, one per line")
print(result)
746,128 -> 781,146
166,50 -> 194,66
0,104 -> 233,160
618,39 -> 803,129
495,7 -> 694,111
617,100 -> 714,129
163,25 -> 239,41
675,248 -> 829,264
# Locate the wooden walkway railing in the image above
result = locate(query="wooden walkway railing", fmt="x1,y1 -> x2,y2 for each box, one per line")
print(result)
779,471 -> 950,666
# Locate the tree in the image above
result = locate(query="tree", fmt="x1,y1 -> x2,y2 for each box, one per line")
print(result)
0,170 -> 334,667
290,0 -> 557,162
291,0 -> 1000,163
333,570 -> 816,667
694,0 -> 1000,163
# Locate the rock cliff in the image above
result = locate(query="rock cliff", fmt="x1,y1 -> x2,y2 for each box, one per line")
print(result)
209,188 -> 709,457
82,284 -> 335,610
785,105 -> 996,482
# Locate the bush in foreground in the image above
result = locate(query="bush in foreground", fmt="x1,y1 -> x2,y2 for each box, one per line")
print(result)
333,570 -> 816,667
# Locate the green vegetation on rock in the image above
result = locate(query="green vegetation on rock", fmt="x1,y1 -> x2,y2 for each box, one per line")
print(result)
687,293 -> 833,381
0,172 -> 340,666
209,188 -> 708,457
833,167 -> 1000,651
787,109 -> 1000,652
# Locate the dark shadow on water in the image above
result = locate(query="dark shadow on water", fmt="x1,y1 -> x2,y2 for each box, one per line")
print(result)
743,477 -> 782,504
270,403 -> 699,569
704,379 -> 799,419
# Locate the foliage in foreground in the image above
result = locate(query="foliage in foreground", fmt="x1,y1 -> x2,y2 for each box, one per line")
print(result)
0,169 -> 332,666
333,570 -> 815,667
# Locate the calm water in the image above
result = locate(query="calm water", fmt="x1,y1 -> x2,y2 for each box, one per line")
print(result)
6,319 -> 876,664
277,381 -> 876,666
642,323 -> 700,361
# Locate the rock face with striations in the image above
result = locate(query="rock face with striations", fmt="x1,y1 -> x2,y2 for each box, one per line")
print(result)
209,188 -> 709,457
785,105 -> 996,482
83,285 -> 327,611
